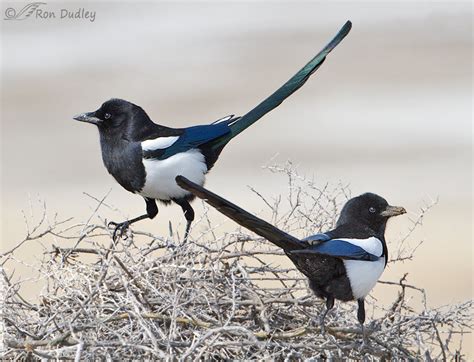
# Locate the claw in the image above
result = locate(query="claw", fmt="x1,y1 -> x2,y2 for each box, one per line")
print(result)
108,221 -> 130,241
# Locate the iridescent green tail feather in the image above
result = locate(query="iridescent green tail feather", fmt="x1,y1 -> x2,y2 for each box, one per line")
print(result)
209,21 -> 352,151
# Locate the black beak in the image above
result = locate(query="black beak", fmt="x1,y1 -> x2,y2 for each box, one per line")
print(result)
380,205 -> 407,218
73,111 -> 101,125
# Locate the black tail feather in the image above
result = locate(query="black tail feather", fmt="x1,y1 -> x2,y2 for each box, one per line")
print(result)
176,176 -> 303,251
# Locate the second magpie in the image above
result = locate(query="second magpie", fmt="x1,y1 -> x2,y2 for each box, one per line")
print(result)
73,21 -> 352,241
176,175 -> 406,339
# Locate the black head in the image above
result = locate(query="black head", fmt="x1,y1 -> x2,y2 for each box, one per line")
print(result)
73,98 -> 151,138
336,193 -> 406,234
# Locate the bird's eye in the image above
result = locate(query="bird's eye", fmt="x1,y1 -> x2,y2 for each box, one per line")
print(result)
104,113 -> 112,120
369,207 -> 376,214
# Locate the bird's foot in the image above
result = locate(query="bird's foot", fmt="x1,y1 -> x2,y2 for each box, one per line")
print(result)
319,301 -> 333,337
358,324 -> 369,350
181,222 -> 192,245
108,220 -> 130,241
172,237 -> 189,252
358,338 -> 369,351
182,234 -> 189,245
319,313 -> 329,336
320,322 -> 326,336
165,240 -> 177,249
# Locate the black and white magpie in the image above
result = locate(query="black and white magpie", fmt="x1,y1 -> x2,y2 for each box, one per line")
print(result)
73,21 -> 352,242
176,176 -> 406,338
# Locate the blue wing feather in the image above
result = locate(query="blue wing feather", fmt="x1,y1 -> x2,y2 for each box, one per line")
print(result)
291,239 -> 380,261
153,123 -> 231,160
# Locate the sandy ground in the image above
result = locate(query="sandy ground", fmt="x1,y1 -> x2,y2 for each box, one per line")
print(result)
1,1 -> 472,355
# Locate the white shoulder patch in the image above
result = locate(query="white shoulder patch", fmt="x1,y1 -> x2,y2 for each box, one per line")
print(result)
338,237 -> 383,257
213,115 -> 233,124
141,136 -> 179,151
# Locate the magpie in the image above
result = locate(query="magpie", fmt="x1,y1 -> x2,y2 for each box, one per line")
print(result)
73,21 -> 352,242
176,176 -> 406,338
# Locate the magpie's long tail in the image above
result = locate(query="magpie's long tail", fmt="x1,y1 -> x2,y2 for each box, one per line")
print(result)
209,20 -> 352,150
176,176 -> 303,251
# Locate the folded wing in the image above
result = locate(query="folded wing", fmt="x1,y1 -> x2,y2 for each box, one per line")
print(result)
143,123 -> 231,160
291,238 -> 380,261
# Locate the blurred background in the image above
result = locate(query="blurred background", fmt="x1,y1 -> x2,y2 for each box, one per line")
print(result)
1,0 -> 472,350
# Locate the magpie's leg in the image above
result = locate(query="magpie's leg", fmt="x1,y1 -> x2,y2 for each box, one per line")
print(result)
320,296 -> 334,335
357,298 -> 367,344
173,198 -> 195,243
108,198 -> 158,241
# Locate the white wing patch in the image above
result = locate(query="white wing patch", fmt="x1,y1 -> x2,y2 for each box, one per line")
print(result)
213,115 -> 233,124
139,149 -> 207,200
338,237 -> 383,257
141,136 -> 179,151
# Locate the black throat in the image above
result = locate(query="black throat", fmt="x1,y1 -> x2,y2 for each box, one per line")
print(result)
98,131 -> 146,193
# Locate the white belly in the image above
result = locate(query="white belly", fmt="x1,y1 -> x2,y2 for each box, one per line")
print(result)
344,257 -> 385,299
139,149 -> 208,200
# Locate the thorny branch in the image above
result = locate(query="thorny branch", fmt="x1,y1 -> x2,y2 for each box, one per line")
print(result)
1,162 -> 471,360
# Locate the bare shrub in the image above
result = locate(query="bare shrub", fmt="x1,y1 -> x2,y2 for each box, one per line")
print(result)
1,162 -> 472,360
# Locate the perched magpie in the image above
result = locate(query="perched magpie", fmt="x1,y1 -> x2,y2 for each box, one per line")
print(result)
73,21 -> 352,241
176,176 -> 406,338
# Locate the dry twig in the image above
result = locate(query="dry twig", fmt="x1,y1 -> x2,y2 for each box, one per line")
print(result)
1,163 -> 471,359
